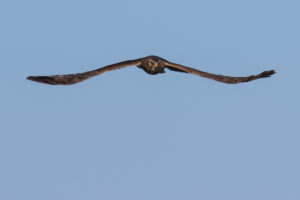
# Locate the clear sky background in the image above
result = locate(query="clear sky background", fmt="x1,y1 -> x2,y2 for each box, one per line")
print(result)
0,0 -> 299,199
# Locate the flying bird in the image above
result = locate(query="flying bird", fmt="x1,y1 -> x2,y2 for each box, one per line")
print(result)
27,55 -> 275,85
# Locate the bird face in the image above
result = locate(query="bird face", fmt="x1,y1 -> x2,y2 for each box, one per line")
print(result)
142,58 -> 160,73
147,59 -> 158,69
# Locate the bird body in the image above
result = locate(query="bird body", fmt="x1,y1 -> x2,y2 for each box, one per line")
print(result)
27,55 -> 275,85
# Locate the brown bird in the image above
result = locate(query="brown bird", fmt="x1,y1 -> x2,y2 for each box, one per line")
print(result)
27,55 -> 275,85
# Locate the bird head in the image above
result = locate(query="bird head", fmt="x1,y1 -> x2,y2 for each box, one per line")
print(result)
147,59 -> 158,68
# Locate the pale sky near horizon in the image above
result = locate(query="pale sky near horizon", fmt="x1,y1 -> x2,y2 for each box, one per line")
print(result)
1,0 -> 299,200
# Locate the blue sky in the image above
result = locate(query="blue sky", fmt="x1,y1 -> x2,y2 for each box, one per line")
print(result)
1,0 -> 299,199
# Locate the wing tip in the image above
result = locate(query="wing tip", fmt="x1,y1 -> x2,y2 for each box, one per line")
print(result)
260,69 -> 276,78
26,76 -> 56,85
27,76 -> 37,81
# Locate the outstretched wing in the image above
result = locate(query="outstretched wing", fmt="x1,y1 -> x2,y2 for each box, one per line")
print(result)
27,58 -> 142,85
165,61 -> 276,84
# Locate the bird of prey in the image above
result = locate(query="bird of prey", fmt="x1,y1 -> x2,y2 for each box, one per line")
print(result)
27,55 -> 275,85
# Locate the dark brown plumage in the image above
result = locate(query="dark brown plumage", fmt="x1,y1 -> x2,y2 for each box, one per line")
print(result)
27,55 -> 275,85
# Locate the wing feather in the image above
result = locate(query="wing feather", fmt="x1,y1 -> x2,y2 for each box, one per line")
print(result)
165,61 -> 276,84
27,58 -> 142,85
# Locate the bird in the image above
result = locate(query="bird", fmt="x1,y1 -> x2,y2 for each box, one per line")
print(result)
27,55 -> 275,85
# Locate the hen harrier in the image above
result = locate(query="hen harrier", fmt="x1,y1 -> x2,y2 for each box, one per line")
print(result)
27,55 -> 275,85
